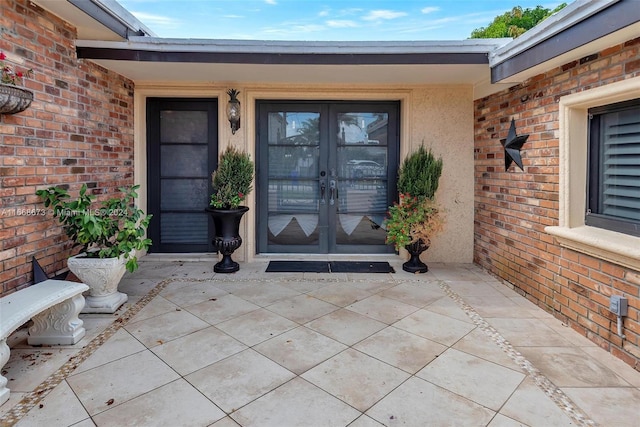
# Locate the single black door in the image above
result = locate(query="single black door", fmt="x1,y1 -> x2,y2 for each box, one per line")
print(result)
147,98 -> 218,252
256,101 -> 399,254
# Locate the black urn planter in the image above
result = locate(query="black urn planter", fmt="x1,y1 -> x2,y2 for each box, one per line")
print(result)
205,206 -> 249,273
403,239 -> 430,273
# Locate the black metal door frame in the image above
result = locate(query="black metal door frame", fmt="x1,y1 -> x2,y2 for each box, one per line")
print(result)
256,100 -> 399,254
146,98 -> 218,252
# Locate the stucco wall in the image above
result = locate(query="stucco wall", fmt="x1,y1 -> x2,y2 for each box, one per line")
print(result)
408,86 -> 474,263
135,84 -> 476,263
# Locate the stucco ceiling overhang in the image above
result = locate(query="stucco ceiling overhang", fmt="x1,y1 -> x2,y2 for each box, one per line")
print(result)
35,0 -> 639,99
74,39 -> 509,88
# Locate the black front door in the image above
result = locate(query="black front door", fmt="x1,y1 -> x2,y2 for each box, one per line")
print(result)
257,101 -> 399,254
147,98 -> 218,252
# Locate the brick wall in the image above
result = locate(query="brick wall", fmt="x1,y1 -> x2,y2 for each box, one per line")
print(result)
474,37 -> 640,369
0,0 -> 134,295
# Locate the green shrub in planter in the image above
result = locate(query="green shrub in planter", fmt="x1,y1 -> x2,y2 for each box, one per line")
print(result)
36,184 -> 152,272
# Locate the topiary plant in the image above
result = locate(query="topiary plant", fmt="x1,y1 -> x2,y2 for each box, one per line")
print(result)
385,145 -> 445,252
210,145 -> 254,209
397,145 -> 443,199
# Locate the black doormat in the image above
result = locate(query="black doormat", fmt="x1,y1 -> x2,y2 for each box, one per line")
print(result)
266,261 -> 394,273
329,261 -> 395,273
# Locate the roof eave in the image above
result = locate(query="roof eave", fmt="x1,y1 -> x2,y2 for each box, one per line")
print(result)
489,0 -> 640,83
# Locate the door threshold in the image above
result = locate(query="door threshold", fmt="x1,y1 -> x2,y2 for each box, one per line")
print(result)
254,253 -> 395,262
142,253 -> 219,262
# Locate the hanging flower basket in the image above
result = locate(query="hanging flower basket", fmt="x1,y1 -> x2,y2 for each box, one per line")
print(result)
0,84 -> 33,114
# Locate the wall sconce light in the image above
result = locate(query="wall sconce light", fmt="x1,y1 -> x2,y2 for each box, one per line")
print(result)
226,89 -> 241,134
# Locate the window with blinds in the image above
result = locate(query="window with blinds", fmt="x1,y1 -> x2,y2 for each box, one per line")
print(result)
587,99 -> 640,237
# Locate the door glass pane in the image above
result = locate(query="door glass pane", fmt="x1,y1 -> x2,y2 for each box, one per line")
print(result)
160,179 -> 209,210
161,145 -> 208,177
268,146 -> 319,178
267,111 -> 321,247
337,180 -> 388,245
336,112 -> 389,246
160,111 -> 208,143
160,213 -> 208,244
338,146 -> 387,179
337,113 -> 388,145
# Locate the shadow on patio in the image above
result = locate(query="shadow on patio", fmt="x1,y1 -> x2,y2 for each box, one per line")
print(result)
1,258 -> 640,426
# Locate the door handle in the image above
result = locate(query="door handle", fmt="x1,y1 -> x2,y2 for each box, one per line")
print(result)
329,180 -> 336,205
320,181 -> 326,204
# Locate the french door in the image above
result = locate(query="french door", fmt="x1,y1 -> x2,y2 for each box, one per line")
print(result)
147,98 -> 218,252
257,101 -> 399,254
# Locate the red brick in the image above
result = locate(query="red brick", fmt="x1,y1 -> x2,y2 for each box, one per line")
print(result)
474,37 -> 640,371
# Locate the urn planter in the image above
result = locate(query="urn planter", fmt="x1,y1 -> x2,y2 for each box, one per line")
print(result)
205,206 -> 249,273
0,84 -> 33,114
67,253 -> 128,313
403,239 -> 430,273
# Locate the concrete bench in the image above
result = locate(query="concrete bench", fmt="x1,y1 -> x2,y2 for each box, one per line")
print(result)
0,280 -> 88,405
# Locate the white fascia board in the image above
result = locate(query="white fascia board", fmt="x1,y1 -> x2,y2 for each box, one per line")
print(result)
93,0 -> 158,37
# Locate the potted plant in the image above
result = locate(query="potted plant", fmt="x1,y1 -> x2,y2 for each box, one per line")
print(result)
205,145 -> 254,273
0,51 -> 34,115
36,184 -> 152,312
384,145 -> 444,273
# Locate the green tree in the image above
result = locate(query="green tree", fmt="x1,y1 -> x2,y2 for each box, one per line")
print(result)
470,3 -> 567,39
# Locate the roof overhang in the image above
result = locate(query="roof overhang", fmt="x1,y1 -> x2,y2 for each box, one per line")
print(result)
489,0 -> 640,84
75,39 -> 509,87
33,0 -> 155,40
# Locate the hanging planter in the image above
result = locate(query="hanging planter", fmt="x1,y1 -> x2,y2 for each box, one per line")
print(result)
0,84 -> 33,114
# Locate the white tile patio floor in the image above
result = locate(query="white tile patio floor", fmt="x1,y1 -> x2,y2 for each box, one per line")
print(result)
2,258 -> 640,426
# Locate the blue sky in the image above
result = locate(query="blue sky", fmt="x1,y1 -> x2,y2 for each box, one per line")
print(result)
118,0 -> 567,41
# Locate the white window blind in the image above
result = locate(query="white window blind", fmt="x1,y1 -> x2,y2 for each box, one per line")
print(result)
600,109 -> 640,221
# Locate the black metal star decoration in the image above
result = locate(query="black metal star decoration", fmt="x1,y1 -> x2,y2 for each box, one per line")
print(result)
500,118 -> 529,171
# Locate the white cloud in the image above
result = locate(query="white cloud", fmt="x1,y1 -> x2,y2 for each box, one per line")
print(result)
420,7 -> 440,14
362,10 -> 407,21
326,20 -> 358,28
265,0 -> 277,4
261,24 -> 325,36
129,11 -> 181,29
318,9 -> 330,17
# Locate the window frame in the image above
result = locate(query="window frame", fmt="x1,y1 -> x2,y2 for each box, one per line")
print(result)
545,76 -> 640,272
586,99 -> 640,237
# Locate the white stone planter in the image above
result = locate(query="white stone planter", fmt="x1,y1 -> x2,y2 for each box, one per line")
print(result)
67,253 -> 128,313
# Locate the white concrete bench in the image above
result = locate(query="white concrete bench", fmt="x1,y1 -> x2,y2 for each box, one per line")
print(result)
0,280 -> 88,405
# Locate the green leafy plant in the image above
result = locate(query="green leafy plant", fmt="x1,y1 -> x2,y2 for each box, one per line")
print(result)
210,145 -> 254,209
397,145 -> 443,198
385,195 -> 444,251
385,145 -> 444,251
36,184 -> 152,272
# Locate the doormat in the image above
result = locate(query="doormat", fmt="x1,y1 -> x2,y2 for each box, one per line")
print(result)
329,261 -> 395,273
266,261 -> 330,273
266,261 -> 395,273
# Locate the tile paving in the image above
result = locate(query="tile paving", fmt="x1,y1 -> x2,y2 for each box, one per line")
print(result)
1,258 -> 640,426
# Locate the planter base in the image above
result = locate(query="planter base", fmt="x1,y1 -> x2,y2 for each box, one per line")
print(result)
403,240 -> 429,274
82,291 -> 128,314
67,254 -> 128,314
214,256 -> 240,273
402,259 -> 428,274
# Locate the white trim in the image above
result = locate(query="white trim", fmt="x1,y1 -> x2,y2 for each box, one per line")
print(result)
545,76 -> 640,272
